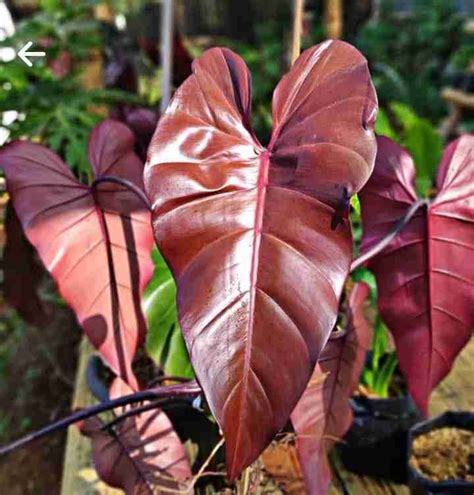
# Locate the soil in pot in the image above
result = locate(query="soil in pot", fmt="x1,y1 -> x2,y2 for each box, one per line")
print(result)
410,427 -> 474,483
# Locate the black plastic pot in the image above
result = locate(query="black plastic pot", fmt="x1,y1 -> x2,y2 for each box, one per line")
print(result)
338,394 -> 422,483
408,411 -> 474,495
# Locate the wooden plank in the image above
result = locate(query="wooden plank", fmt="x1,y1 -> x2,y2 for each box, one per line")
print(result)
429,338 -> 474,416
60,338 -> 122,495
331,453 -> 409,495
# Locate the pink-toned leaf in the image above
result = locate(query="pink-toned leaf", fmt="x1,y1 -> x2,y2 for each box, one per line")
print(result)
81,386 -> 192,495
291,282 -> 372,495
0,119 -> 154,388
359,135 -> 474,414
145,40 -> 377,478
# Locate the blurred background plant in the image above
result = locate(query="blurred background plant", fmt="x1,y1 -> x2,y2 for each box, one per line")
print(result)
355,0 -> 473,121
0,0 -> 143,179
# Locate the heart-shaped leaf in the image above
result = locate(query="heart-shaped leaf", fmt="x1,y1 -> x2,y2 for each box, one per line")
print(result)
291,282 -> 372,495
145,40 -> 377,477
359,135 -> 474,414
0,119 -> 154,387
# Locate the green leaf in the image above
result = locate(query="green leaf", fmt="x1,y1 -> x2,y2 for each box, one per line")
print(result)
40,0 -> 61,13
143,249 -> 193,378
373,351 -> 398,398
352,268 -> 377,303
375,108 -> 398,141
372,318 -> 389,370
389,102 -> 442,196
144,250 -> 178,365
362,367 -> 374,389
404,119 -> 442,195
350,194 -> 361,216
390,102 -> 418,131
164,325 -> 194,379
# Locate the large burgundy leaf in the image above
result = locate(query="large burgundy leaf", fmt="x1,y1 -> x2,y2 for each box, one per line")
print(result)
82,377 -> 192,495
0,119 -> 154,387
291,282 -> 372,495
359,135 -> 474,414
145,40 -> 377,477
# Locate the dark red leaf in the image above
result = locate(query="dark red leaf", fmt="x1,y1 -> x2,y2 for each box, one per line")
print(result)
112,106 -> 160,161
0,119 -> 154,388
145,40 -> 377,477
81,389 -> 192,494
3,201 -> 47,326
291,282 -> 372,495
359,135 -> 474,414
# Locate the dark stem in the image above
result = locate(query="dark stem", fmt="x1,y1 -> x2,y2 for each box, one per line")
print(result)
92,176 -> 150,210
0,381 -> 201,456
148,375 -> 192,387
101,399 -> 169,431
351,199 -> 429,272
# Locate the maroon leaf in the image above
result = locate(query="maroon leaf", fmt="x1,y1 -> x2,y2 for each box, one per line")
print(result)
111,106 -> 160,161
82,376 -> 192,494
81,397 -> 192,494
359,135 -> 474,414
145,40 -> 377,477
3,201 -> 46,326
0,119 -> 154,388
291,282 -> 372,495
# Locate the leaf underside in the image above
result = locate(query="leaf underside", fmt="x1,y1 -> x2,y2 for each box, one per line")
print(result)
145,40 -> 377,477
82,378 -> 192,495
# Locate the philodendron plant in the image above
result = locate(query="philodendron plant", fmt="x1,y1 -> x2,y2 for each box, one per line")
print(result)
358,134 -> 474,415
0,38 -> 471,495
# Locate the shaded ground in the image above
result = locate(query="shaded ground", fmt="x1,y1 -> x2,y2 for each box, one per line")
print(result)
0,302 -> 80,494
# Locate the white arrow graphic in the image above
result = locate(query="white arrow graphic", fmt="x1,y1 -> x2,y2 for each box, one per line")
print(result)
17,41 -> 46,67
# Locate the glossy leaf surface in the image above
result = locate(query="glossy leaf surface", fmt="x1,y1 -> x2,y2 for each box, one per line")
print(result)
145,41 -> 377,477
0,119 -> 154,387
359,135 -> 474,413
291,282 -> 372,494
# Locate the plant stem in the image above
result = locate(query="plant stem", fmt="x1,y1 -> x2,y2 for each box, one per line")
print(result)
0,381 -> 201,456
101,399 -> 168,431
351,199 -> 428,272
92,175 -> 151,210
